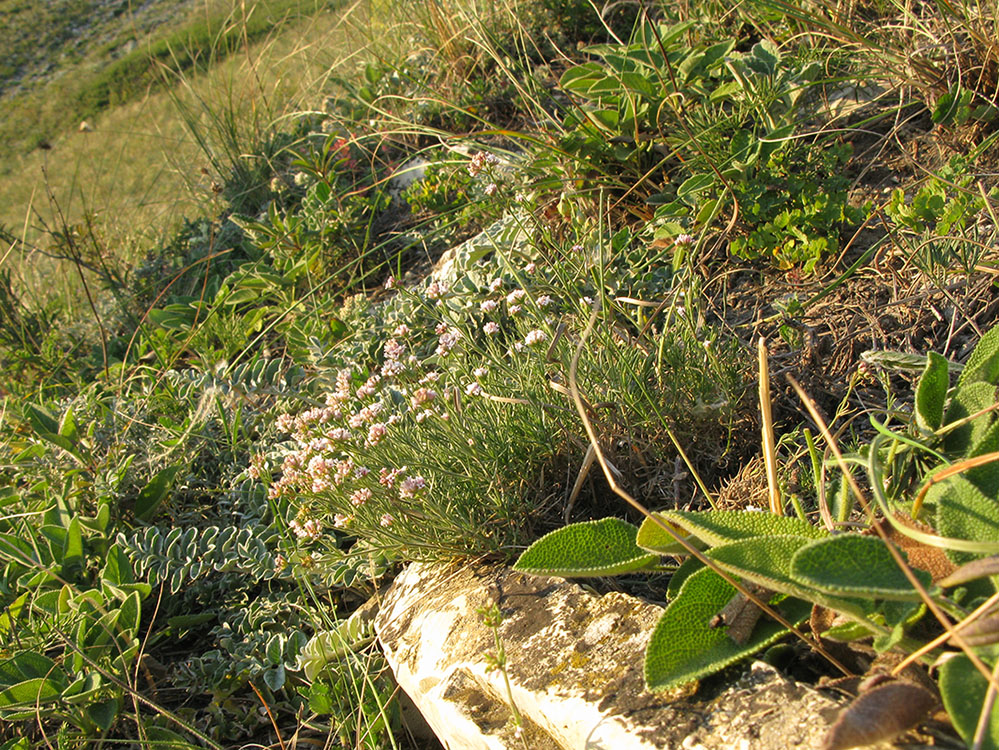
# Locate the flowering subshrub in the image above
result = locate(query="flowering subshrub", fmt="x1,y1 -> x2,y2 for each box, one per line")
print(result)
262,214 -> 745,561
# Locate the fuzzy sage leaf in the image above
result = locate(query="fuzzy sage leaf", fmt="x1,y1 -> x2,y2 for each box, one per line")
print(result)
644,566 -> 811,691
790,535 -> 933,600
915,351 -> 950,433
513,518 -> 658,577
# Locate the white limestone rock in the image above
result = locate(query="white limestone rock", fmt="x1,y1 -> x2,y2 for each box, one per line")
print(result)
375,562 -> 905,750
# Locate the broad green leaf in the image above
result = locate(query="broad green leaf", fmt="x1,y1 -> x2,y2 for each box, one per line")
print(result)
587,109 -> 620,131
0,533 -> 40,567
135,465 -> 182,521
706,535 -> 813,595
957,323 -> 999,389
939,655 -> 999,750
678,173 -> 715,200
514,518 -> 658,577
0,593 -> 28,638
560,63 -> 605,95
101,543 -> 135,587
61,516 -> 83,576
0,677 -> 62,709
966,420 -> 999,492
790,535 -> 932,600
117,591 -> 141,636
262,664 -> 286,692
644,566 -> 811,691
933,475 -> 999,562
86,696 -> 119,731
943,381 -> 997,455
657,509 -> 827,548
745,39 -> 780,76
666,557 -> 704,600
915,351 -> 950,433
636,513 -> 698,554
704,536 -> 879,632
62,672 -> 102,704
58,406 -> 79,443
0,652 -> 59,686
23,404 -> 58,436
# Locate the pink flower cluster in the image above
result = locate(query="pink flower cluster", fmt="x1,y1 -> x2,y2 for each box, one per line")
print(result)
467,151 -> 499,177
290,518 -> 323,540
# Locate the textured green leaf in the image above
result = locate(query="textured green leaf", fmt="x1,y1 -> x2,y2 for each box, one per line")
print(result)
964,422 -> 999,495
704,536 -> 882,632
262,664 -> 286,691
135,465 -> 182,521
658,510 -> 827,549
790,535 -> 932,600
958,323 -> 999,389
0,677 -> 62,709
0,653 -> 58,687
678,173 -> 715,200
514,518 -> 658,576
58,406 -> 79,443
101,543 -> 134,587
933,474 -> 999,562
915,351 -> 950,433
61,516 -> 83,576
23,404 -> 58,436
706,535 -> 814,596
636,513 -> 698,555
645,567 -> 811,691
666,556 -> 704,600
940,655 -> 999,750
943,381 -> 997,455
86,696 -> 119,731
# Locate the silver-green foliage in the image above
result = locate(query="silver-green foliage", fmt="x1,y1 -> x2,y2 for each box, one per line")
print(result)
117,524 -> 279,594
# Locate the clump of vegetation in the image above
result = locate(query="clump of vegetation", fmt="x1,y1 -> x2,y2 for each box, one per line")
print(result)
1,0 -> 999,747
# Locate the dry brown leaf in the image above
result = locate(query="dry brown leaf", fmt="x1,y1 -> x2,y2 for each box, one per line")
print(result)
822,681 -> 939,750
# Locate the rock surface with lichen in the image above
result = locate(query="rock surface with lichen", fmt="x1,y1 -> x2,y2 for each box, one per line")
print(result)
374,562 -> 903,750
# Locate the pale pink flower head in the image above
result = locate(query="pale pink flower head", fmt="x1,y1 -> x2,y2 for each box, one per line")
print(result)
384,338 -> 405,360
674,233 -> 694,246
276,413 -> 296,434
399,475 -> 426,498
465,382 -> 483,396
393,324 -> 411,337
384,275 -> 397,290
350,488 -> 372,507
538,295 -> 553,307
506,289 -> 526,305
483,321 -> 500,335
412,387 -> 437,406
525,329 -> 547,346
426,280 -> 447,300
379,466 -> 407,488
484,183 -> 498,196
380,513 -> 394,528
480,299 -> 498,313
366,423 -> 388,446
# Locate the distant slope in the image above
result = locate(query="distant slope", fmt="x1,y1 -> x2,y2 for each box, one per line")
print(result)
0,0 -> 333,159
0,0 -> 195,97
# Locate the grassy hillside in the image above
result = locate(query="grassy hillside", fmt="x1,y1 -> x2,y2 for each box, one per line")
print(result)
1,0 -> 998,748
0,0 -> 392,295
